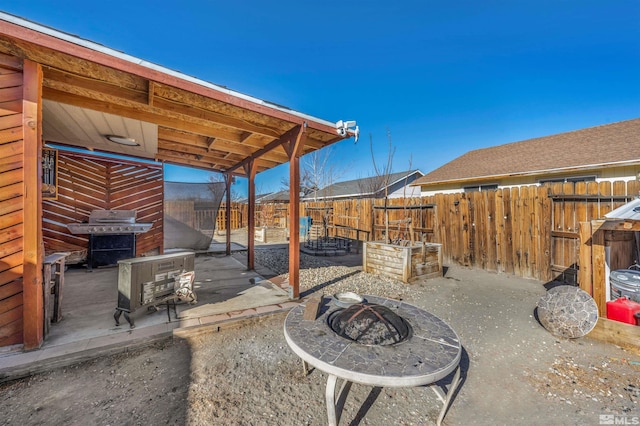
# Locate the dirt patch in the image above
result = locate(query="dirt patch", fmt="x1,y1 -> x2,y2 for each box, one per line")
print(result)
526,354 -> 640,414
1,262 -> 639,425
0,339 -> 192,425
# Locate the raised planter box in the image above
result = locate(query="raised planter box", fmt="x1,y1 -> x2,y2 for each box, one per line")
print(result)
254,226 -> 288,243
363,241 -> 442,283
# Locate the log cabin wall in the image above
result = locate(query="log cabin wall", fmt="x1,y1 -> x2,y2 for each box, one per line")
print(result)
0,54 -> 27,347
43,150 -> 164,261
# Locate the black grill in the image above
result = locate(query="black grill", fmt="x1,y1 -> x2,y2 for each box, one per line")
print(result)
89,234 -> 135,269
66,210 -> 152,270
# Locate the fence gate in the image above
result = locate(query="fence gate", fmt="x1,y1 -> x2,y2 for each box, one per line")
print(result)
549,182 -> 635,285
549,194 -> 582,284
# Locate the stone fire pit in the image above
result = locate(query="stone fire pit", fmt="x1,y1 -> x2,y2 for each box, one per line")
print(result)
284,295 -> 462,426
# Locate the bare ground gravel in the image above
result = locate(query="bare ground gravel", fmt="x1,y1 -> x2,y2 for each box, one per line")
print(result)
1,248 -> 639,425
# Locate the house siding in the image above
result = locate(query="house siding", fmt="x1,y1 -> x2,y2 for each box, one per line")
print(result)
0,58 -> 25,348
419,165 -> 640,196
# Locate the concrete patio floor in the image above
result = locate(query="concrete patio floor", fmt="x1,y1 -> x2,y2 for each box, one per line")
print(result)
0,242 -> 300,382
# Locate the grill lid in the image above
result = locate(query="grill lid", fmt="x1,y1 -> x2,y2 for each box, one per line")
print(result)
66,210 -> 151,234
89,209 -> 136,224
328,303 -> 412,346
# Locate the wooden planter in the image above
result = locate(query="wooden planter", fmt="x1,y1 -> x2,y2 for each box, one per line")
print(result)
254,226 -> 288,243
363,241 -> 442,283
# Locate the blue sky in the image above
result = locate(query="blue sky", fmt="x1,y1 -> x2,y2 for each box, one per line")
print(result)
3,1 -> 639,196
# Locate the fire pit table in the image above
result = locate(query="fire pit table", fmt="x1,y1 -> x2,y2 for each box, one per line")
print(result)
284,295 -> 462,426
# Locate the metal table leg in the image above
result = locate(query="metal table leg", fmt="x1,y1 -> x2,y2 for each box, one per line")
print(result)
430,365 -> 462,426
325,374 -> 352,426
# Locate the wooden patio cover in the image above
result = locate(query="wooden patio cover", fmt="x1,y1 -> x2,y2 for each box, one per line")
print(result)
0,13 -> 356,300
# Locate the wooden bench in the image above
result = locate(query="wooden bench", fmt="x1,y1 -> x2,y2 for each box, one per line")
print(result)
43,252 -> 69,336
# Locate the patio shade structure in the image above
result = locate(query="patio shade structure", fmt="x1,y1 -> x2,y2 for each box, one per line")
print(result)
0,12 -> 357,349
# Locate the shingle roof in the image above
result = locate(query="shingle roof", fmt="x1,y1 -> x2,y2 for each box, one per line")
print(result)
413,118 -> 640,185
165,181 -> 225,201
258,190 -> 290,202
304,170 -> 422,200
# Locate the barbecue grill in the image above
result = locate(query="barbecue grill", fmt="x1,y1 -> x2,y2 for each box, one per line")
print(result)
66,210 -> 153,270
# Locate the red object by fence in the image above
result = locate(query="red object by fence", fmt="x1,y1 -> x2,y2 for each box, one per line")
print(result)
606,297 -> 640,325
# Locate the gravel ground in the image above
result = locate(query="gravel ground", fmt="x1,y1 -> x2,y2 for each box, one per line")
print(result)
254,248 -> 412,301
1,247 -> 639,425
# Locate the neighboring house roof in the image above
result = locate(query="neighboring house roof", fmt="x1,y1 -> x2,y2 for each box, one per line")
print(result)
164,181 -> 224,201
304,170 -> 423,200
258,190 -> 290,203
236,192 -> 273,204
413,118 -> 640,186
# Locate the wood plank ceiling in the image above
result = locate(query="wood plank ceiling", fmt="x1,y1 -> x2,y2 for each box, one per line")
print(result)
0,15 -> 348,177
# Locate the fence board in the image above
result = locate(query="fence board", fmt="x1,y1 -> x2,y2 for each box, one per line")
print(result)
205,180 -> 639,283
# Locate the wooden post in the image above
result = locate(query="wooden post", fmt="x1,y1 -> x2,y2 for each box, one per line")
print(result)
283,125 -> 306,299
224,172 -> 232,256
578,221 -> 593,296
591,220 -> 606,318
245,161 -> 258,270
22,59 -> 44,350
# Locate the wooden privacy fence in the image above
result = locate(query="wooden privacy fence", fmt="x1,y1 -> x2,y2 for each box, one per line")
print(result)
177,181 -> 638,283
216,202 -> 247,230
242,180 -> 640,283
164,201 -> 246,231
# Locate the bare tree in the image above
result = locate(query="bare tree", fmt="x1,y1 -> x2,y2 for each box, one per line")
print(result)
304,147 -> 347,201
209,173 -> 241,202
280,147 -> 346,199
364,130 -> 396,243
279,169 -> 313,194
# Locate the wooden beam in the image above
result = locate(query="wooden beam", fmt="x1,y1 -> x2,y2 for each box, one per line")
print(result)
206,137 -> 216,151
591,220 -> 607,318
22,59 -> 44,349
287,125 -> 306,300
147,80 -> 155,106
151,96 -> 283,139
43,66 -> 147,104
224,173 -> 232,256
588,317 -> 640,350
157,139 -> 243,162
156,147 -> 237,168
578,221 -> 593,296
245,160 -> 258,270
42,87 -> 250,143
226,124 -> 303,174
158,128 -> 289,163
43,67 -> 296,141
44,83 -> 333,173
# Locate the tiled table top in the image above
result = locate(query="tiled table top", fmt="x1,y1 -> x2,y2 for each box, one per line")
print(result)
284,295 -> 461,387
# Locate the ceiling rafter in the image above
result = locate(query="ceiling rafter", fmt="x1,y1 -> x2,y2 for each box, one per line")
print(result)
42,74 -> 333,154
147,80 -> 155,106
158,128 -> 288,163
157,139 -> 279,169
43,87 -> 248,142
42,66 -> 286,141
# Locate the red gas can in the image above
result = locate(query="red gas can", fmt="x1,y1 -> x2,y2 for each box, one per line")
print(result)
606,297 -> 640,325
